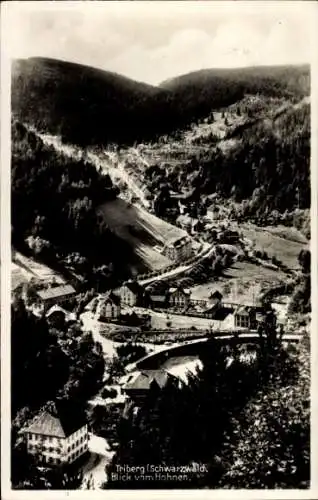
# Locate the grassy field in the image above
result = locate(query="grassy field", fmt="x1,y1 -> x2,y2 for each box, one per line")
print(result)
97,198 -> 188,272
149,309 -> 231,331
240,224 -> 308,269
190,261 -> 286,306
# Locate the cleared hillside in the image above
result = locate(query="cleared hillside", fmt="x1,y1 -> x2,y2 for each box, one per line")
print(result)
97,198 -> 188,273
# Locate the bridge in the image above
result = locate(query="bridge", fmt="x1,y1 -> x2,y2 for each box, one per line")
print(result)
126,330 -> 302,372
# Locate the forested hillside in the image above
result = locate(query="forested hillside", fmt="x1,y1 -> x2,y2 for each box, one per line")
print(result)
161,64 -> 310,109
11,120 -> 134,286
11,58 -> 178,146
145,100 -> 310,231
12,58 -> 310,147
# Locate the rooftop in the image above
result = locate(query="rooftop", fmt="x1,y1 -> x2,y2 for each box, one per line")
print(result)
169,287 -> 191,296
150,295 -> 167,303
234,305 -> 256,316
102,291 -> 121,306
123,369 -> 175,391
166,234 -> 189,247
115,280 -> 143,296
45,305 -> 76,321
37,284 -> 76,301
24,402 -> 86,438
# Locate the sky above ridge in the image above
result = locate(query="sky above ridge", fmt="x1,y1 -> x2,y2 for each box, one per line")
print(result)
5,1 -> 315,85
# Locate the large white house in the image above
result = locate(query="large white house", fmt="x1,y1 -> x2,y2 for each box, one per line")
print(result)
96,291 -> 121,320
168,287 -> 191,309
113,281 -> 143,307
23,403 -> 88,466
163,235 -> 192,262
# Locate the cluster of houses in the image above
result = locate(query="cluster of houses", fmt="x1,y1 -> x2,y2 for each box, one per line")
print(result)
85,282 -> 226,323
176,214 -> 241,244
20,282 -> 277,470
30,278 -> 276,331
21,367 -> 182,467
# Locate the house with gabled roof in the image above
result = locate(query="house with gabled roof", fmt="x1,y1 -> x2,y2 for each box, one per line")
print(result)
168,286 -> 191,310
113,280 -> 144,307
36,284 -> 76,312
96,291 -> 121,321
23,402 -> 88,466
234,306 -> 257,330
122,369 -> 180,404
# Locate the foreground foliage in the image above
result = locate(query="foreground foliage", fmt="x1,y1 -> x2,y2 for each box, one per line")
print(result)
105,328 -> 310,489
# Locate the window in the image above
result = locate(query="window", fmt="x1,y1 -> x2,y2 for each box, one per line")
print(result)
67,446 -> 71,453
48,457 -> 53,463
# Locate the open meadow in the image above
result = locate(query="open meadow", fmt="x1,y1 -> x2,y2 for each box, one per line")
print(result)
239,224 -> 308,269
190,260 -> 287,306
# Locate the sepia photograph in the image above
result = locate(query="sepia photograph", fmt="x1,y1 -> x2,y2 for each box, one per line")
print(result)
1,0 -> 317,496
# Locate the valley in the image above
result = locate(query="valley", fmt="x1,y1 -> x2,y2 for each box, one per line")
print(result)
10,57 -> 311,491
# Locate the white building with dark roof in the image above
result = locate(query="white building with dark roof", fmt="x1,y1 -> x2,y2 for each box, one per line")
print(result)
168,287 -> 191,309
163,235 -> 192,262
234,306 -> 257,330
96,291 -> 121,321
113,280 -> 143,307
23,402 -> 88,466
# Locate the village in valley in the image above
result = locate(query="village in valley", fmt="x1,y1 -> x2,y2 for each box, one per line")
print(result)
12,174 -> 307,488
8,4 -> 311,491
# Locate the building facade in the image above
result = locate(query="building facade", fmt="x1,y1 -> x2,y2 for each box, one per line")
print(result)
234,306 -> 257,330
168,287 -> 191,309
163,236 -> 192,262
113,281 -> 143,307
36,285 -> 76,312
24,404 -> 88,466
96,292 -> 121,320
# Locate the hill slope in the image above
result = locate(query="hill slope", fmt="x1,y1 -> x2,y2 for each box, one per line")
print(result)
161,64 -> 310,119
11,119 -> 134,285
12,58 -> 310,147
97,198 -> 188,273
12,57 -> 176,146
